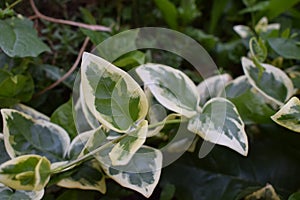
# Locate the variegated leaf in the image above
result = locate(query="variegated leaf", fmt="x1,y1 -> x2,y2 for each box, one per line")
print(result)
96,146 -> 162,198
225,76 -> 276,124
0,134 -> 10,165
57,159 -> 106,194
81,52 -> 148,132
0,184 -> 44,200
197,73 -> 232,106
271,97 -> 300,133
147,113 -> 181,137
109,120 -> 147,166
136,63 -> 199,118
242,57 -> 294,105
12,104 -> 49,121
1,109 -> 70,162
188,97 -> 248,156
0,155 -> 51,191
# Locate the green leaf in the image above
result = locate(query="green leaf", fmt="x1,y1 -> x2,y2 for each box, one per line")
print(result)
242,57 -> 294,105
178,0 -> 200,25
42,64 -> 75,89
97,146 -> 162,198
0,17 -> 50,57
0,134 -> 10,165
153,0 -> 178,29
80,28 -> 109,46
197,73 -> 232,106
239,1 -> 269,14
225,76 -> 276,124
271,97 -> 300,133
81,52 -> 148,132
249,37 -> 267,62
136,63 -> 199,118
0,184 -> 44,200
0,155 -> 51,191
113,51 -> 146,70
268,38 -> 300,60
289,191 -> 300,200
188,97 -> 248,156
0,70 -> 34,108
109,120 -> 147,166
57,159 -> 106,194
51,99 -> 77,139
1,109 -> 70,162
160,183 -> 175,200
265,0 -> 300,19
285,66 -> 300,89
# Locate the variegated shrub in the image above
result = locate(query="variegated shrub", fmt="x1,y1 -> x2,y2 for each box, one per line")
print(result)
0,49 -> 298,199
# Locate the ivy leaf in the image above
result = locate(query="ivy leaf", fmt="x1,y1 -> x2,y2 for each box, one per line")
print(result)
271,97 -> 300,133
0,155 -> 51,191
57,159 -> 106,194
0,184 -> 44,200
197,73 -> 232,106
188,97 -> 248,156
1,109 -> 70,162
51,99 -> 77,139
242,57 -> 294,105
136,63 -> 199,118
0,17 -> 50,57
0,70 -> 34,108
109,120 -> 147,166
97,146 -> 162,198
81,52 -> 148,132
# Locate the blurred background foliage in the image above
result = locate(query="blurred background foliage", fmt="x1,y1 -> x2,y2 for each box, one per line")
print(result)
0,0 -> 300,199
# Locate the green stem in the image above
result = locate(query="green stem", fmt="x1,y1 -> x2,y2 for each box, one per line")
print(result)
50,133 -> 127,174
148,118 -> 186,129
6,0 -> 22,10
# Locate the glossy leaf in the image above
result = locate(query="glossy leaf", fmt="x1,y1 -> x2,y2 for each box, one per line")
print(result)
12,104 -> 49,121
242,57 -> 294,105
0,184 -> 44,200
188,98 -> 248,156
97,146 -> 162,198
57,159 -> 106,194
51,99 -> 77,139
225,76 -> 275,124
268,38 -> 300,60
271,97 -> 300,133
109,120 -> 147,166
136,63 -> 199,118
0,70 -> 34,108
0,155 -> 51,191
197,73 -> 232,106
81,52 -> 148,132
1,109 -> 70,162
0,17 -> 50,57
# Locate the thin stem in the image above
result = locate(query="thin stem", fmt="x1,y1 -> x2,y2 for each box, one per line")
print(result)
148,118 -> 186,129
34,37 -> 89,97
29,0 -> 111,32
7,0 -> 22,10
50,134 -> 127,174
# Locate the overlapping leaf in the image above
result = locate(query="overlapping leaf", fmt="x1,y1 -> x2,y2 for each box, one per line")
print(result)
0,184 -> 44,200
81,52 -> 148,132
136,63 -> 199,118
188,97 -> 248,156
1,109 -> 70,162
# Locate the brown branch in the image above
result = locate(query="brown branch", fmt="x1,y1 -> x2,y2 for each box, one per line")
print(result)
34,37 -> 90,97
29,0 -> 111,32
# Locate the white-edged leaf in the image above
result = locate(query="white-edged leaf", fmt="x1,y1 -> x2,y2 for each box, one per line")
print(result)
0,135 -> 10,165
57,159 -> 106,194
0,183 -> 44,200
188,97 -> 248,156
12,104 -> 49,121
242,57 -> 294,105
233,25 -> 253,38
97,146 -> 162,198
81,52 -> 148,132
0,155 -> 51,191
271,97 -> 300,133
147,113 -> 181,137
1,109 -> 70,162
136,63 -> 199,117
109,120 -> 147,166
197,73 -> 232,106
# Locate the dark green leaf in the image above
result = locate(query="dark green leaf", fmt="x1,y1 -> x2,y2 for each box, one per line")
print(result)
0,17 -> 50,57
154,0 -> 178,29
268,38 -> 300,60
